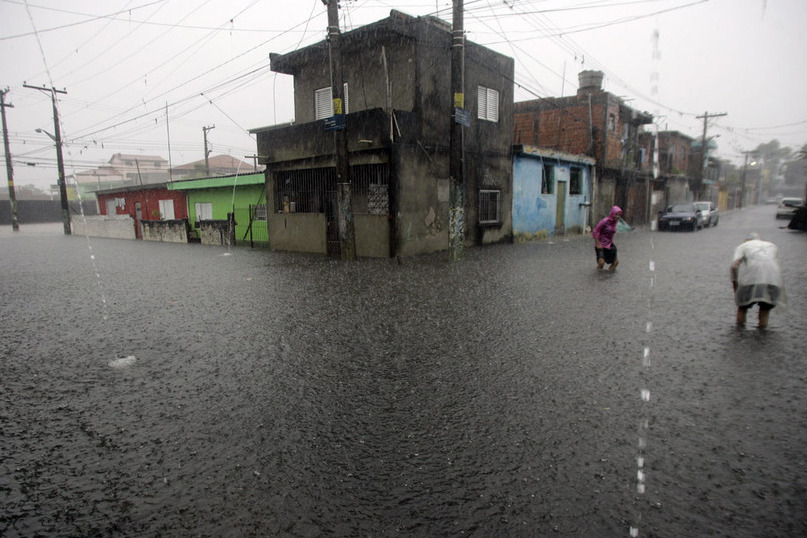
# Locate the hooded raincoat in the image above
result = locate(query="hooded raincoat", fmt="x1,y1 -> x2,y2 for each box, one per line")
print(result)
592,206 -> 622,248
731,237 -> 787,309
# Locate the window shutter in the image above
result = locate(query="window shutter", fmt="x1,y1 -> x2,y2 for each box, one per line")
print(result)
315,83 -> 349,120
477,86 -> 487,120
477,86 -> 499,122
487,88 -> 499,122
315,87 -> 332,120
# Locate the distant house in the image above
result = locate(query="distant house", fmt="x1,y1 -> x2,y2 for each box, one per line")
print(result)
250,9 -> 514,258
170,155 -> 257,181
75,154 -> 170,199
167,173 -> 267,245
514,70 -> 653,225
512,146 -> 595,240
637,130 -> 696,215
96,184 -> 187,240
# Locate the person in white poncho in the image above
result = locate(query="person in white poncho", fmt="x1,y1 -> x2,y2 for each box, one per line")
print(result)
730,232 -> 787,329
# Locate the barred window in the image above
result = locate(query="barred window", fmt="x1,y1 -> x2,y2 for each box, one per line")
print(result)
275,164 -> 389,216
570,167 -> 582,195
479,189 -> 500,224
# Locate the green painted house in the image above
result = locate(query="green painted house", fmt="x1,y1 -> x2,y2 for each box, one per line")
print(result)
168,173 -> 267,245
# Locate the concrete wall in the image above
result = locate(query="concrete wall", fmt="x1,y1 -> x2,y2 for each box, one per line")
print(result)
198,220 -> 236,246
394,145 -> 450,258
268,213 -> 327,254
70,215 -> 136,239
141,220 -> 188,243
355,215 -> 390,258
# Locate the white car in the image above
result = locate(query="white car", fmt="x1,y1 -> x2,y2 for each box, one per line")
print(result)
693,201 -> 719,228
776,198 -> 803,220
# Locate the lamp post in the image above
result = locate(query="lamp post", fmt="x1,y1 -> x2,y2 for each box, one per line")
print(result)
36,127 -> 70,235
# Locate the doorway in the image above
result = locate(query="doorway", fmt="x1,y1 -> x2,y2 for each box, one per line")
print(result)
555,180 -> 567,236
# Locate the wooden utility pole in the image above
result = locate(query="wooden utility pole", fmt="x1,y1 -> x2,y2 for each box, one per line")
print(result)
449,0 -> 465,261
1,88 -> 19,231
203,125 -> 215,176
25,84 -> 70,235
696,111 -> 726,189
739,150 -> 751,209
244,154 -> 259,172
325,0 -> 356,260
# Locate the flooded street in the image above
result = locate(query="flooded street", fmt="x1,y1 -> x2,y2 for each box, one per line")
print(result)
2,205 -> 806,537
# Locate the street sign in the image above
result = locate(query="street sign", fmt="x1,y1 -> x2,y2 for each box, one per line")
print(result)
454,107 -> 470,127
325,114 -> 345,132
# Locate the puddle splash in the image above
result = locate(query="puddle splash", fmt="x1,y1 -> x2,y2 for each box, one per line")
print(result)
108,355 -> 137,369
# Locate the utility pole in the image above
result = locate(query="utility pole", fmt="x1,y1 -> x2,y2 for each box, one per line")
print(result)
449,0 -> 465,261
325,0 -> 355,260
25,84 -> 70,235
166,103 -> 174,181
203,125 -> 215,176
696,111 -> 726,195
1,88 -> 19,231
739,151 -> 750,209
244,154 -> 259,173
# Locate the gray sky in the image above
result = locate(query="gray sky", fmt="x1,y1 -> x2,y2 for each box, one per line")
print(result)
2,0 -> 806,189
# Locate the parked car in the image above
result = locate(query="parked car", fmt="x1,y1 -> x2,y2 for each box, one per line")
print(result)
693,201 -> 719,227
776,198 -> 803,220
658,203 -> 702,231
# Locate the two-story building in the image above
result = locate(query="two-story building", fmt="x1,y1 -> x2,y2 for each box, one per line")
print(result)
638,129 -> 696,217
250,9 -> 514,258
513,70 -> 653,225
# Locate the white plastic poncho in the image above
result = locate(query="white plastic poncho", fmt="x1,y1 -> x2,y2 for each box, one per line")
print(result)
732,239 -> 787,309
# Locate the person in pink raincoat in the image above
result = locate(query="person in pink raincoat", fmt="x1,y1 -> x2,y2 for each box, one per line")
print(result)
592,206 -> 622,271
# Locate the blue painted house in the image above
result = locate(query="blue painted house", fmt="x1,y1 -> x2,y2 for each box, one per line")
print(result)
512,145 -> 596,240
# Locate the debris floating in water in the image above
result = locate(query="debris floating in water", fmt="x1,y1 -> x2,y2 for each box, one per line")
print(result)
109,355 -> 137,369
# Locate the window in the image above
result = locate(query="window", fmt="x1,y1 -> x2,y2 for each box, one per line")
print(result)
105,198 -> 116,216
158,199 -> 175,220
570,167 -> 582,195
479,189 -> 500,224
542,164 -> 554,194
477,86 -> 499,122
252,204 -> 267,221
195,202 -> 213,222
608,114 -> 616,131
367,184 -> 389,215
315,84 -> 349,120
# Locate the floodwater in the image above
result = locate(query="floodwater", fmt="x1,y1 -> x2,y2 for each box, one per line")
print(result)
1,205 -> 806,537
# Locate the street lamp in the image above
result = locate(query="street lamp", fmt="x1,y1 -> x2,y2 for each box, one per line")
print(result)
36,127 -> 70,235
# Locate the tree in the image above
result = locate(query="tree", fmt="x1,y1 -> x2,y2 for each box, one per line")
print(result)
782,142 -> 807,187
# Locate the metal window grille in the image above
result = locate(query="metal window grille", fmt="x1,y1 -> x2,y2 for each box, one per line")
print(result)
275,163 -> 389,215
479,189 -> 500,224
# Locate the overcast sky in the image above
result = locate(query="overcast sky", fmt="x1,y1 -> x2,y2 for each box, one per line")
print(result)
2,0 -> 806,190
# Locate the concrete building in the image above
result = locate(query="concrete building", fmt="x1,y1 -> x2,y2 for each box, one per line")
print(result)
251,10 -> 515,258
513,70 -> 653,225
512,146 -> 595,240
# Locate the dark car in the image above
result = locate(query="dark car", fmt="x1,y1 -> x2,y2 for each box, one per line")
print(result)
658,203 -> 702,231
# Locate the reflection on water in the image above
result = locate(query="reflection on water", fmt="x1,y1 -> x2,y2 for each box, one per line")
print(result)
1,206 -> 805,537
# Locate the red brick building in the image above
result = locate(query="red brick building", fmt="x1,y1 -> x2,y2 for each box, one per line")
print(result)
514,70 -> 654,224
